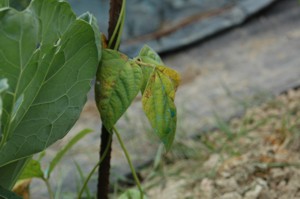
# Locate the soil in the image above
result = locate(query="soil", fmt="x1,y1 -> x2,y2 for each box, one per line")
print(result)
143,89 -> 300,199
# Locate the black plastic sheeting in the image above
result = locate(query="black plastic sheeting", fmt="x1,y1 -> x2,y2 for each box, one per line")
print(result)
68,0 -> 277,56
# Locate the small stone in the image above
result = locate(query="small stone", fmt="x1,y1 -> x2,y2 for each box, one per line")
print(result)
258,189 -> 277,199
255,178 -> 267,187
215,178 -> 238,193
270,168 -> 290,183
200,178 -> 214,199
218,192 -> 242,199
278,180 -> 287,188
244,185 -> 263,199
220,171 -> 232,178
203,154 -> 220,169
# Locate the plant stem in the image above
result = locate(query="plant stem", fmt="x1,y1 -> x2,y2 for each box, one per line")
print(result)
96,0 -> 124,198
43,178 -> 54,199
108,0 -> 124,49
78,134 -> 112,199
97,127 -> 113,199
113,0 -> 126,50
113,126 -> 144,199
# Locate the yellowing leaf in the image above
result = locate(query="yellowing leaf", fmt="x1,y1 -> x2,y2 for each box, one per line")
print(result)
13,179 -> 31,199
137,45 -> 181,93
137,45 -> 180,149
96,49 -> 143,130
142,69 -> 177,150
156,65 -> 181,91
140,66 -> 155,94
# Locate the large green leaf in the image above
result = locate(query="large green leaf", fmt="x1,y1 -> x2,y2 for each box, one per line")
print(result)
0,0 -> 9,8
0,0 -> 99,188
0,79 -> 8,134
0,185 -> 22,199
79,12 -> 102,61
0,159 -> 28,189
96,49 -> 143,131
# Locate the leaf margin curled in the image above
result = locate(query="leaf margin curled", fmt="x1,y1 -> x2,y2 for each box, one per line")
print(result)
96,49 -> 143,131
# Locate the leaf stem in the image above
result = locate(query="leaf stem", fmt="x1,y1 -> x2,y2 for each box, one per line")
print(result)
114,0 -> 126,50
108,0 -> 126,50
134,60 -> 156,68
77,134 -> 112,199
43,178 -> 54,199
113,126 -> 144,199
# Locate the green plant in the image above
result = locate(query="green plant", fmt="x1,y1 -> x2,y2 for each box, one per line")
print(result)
0,0 -> 180,198
0,0 -> 100,193
18,129 -> 92,199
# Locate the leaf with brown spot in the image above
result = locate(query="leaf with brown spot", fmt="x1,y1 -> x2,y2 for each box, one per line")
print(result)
96,49 -> 143,130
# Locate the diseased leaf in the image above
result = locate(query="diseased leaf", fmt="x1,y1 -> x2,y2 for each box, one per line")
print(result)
140,66 -> 154,94
137,45 -> 180,149
142,68 -> 177,150
12,179 -> 31,199
47,129 -> 93,177
156,65 -> 180,92
0,0 -> 99,188
96,49 -> 143,131
18,159 -> 43,180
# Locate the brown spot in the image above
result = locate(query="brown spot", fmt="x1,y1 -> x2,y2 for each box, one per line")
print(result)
101,34 -> 108,49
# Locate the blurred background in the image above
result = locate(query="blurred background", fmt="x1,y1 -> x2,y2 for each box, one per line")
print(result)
10,0 -> 300,198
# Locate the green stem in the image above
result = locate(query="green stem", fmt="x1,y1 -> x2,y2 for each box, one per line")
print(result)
113,126 -> 144,199
108,0 -> 126,49
114,0 -> 126,50
134,60 -> 156,68
43,178 -> 54,199
77,135 -> 112,199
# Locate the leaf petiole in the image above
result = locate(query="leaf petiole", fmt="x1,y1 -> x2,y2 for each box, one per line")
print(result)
134,60 -> 156,68
113,126 -> 144,199
108,0 -> 127,50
